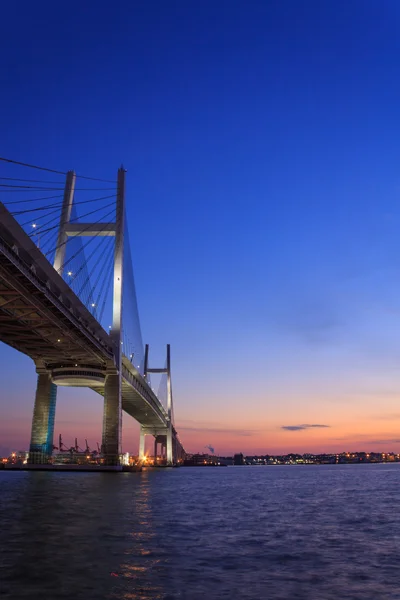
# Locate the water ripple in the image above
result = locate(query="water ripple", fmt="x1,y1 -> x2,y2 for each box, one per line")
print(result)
1,465 -> 400,599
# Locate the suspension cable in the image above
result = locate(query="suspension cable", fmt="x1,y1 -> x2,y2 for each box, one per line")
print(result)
2,194 -> 64,205
0,156 -> 116,183
83,240 -> 114,307
99,250 -> 116,322
0,156 -> 66,175
53,207 -> 116,271
28,200 -> 116,238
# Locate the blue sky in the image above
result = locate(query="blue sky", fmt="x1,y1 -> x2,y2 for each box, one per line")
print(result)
1,0 -> 400,455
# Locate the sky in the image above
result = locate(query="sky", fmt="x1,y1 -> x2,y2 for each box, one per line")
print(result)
1,0 -> 400,456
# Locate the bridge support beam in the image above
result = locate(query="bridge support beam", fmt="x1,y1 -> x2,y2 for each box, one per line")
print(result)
29,373 -> 57,464
102,372 -> 122,466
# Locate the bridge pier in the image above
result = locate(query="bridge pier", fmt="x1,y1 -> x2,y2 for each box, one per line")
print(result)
166,424 -> 173,465
139,425 -> 174,465
139,425 -> 145,461
102,372 -> 122,466
154,435 -> 167,463
29,373 -> 57,464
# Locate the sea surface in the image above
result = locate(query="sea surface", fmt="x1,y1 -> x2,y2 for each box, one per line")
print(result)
1,464 -> 400,600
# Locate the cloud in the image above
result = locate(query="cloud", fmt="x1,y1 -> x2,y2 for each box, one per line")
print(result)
179,426 -> 256,437
281,424 -> 330,432
372,413 -> 400,421
329,432 -> 400,442
331,435 -> 400,445
367,439 -> 400,444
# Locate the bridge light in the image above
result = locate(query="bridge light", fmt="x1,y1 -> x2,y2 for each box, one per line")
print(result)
91,303 -> 95,307
32,223 -> 37,229
67,271 -> 73,276
57,339 -> 61,343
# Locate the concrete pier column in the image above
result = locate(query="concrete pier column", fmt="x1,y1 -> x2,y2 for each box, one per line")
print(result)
29,374 -> 57,464
102,372 -> 122,466
139,426 -> 145,461
154,438 -> 158,462
166,424 -> 173,466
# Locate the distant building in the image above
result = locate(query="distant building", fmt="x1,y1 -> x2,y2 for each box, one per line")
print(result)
219,457 -> 234,466
184,453 -> 219,466
234,453 -> 245,465
120,452 -> 130,466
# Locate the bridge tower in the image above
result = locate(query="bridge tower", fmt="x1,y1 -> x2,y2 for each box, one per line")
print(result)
140,344 -> 174,466
28,171 -> 76,464
101,167 -> 125,466
29,168 -> 126,466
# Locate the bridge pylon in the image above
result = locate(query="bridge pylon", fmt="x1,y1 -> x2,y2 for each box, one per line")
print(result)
28,167 -> 126,466
28,171 -> 76,465
140,343 -> 176,466
28,367 -> 57,464
101,167 -> 125,465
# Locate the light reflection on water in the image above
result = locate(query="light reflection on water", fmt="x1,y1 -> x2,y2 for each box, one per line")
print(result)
1,465 -> 400,599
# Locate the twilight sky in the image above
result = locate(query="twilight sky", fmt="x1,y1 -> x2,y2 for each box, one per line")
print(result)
1,0 -> 400,456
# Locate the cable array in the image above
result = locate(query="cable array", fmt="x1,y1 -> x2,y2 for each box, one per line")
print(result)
1,155 -> 145,372
121,223 -> 145,372
157,367 -> 168,410
0,155 -> 116,182
0,156 -> 117,319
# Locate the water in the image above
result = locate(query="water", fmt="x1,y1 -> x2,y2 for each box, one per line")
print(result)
1,465 -> 400,600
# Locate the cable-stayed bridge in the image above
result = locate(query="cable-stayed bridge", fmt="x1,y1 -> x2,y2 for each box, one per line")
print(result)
0,157 -> 185,468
